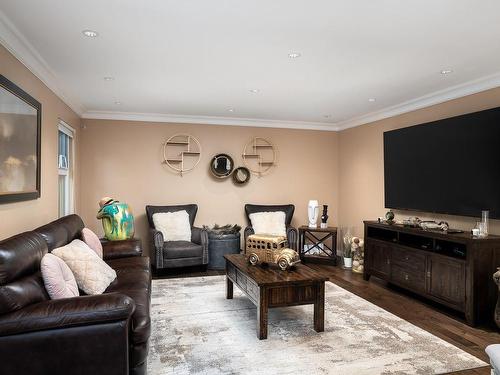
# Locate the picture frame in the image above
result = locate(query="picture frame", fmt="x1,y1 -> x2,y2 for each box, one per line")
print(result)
0,74 -> 42,203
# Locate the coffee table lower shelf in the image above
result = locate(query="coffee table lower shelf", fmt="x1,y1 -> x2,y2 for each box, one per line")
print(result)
224,254 -> 326,340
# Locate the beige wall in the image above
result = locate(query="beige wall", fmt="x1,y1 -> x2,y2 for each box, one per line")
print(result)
80,119 -> 339,255
0,44 -> 81,240
338,87 -> 500,237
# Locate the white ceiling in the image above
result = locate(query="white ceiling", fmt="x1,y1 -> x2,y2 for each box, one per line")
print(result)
1,0 -> 500,130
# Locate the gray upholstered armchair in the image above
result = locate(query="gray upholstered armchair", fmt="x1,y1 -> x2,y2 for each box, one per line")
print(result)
244,204 -> 298,250
145,204 -> 208,270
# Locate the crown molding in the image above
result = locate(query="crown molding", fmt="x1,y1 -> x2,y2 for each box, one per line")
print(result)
336,71 -> 500,131
2,6 -> 499,130
0,10 -> 85,115
82,110 -> 339,131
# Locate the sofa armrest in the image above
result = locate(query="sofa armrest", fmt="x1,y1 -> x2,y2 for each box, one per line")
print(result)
0,293 -> 134,337
101,238 -> 143,260
192,227 -> 209,264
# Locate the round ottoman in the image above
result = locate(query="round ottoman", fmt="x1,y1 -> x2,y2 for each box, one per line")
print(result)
208,233 -> 241,270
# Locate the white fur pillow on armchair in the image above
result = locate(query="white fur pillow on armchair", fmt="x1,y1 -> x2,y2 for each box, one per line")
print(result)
152,210 -> 192,242
249,211 -> 287,236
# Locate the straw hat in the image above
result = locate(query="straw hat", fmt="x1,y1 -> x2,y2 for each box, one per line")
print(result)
98,196 -> 116,208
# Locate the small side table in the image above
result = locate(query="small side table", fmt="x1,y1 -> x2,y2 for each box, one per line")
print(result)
298,226 -> 337,265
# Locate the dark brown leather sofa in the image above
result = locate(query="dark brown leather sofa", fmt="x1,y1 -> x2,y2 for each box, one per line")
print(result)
244,204 -> 298,250
0,215 -> 151,375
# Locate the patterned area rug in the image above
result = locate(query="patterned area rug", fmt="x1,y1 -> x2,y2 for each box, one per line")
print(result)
148,276 -> 487,375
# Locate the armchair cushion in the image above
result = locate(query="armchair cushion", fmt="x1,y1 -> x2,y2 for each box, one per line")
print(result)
152,211 -> 191,242
249,211 -> 287,236
163,241 -> 203,259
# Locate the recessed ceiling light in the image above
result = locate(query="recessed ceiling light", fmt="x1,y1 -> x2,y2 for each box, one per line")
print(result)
441,69 -> 453,75
249,89 -> 260,93
288,52 -> 301,59
82,29 -> 99,38
368,98 -> 376,102
104,76 -> 114,81
114,101 -> 121,105
228,108 -> 234,112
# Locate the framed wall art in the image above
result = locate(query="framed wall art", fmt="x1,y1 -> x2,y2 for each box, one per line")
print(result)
0,74 -> 42,203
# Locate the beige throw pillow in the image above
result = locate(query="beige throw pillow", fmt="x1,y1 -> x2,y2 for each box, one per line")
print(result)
52,239 -> 117,295
249,211 -> 287,236
152,210 -> 192,242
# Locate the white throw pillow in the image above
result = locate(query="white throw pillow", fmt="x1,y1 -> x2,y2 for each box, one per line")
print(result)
52,239 -> 117,295
249,211 -> 287,236
153,210 -> 192,242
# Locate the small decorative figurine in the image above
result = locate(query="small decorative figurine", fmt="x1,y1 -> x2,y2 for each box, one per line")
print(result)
419,220 -> 449,231
385,210 -> 395,224
246,234 -> 300,271
96,197 -> 135,241
320,205 -> 329,229
351,237 -> 365,274
308,200 -> 319,228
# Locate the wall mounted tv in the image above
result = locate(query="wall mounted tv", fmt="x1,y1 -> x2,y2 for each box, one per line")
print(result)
384,106 -> 500,219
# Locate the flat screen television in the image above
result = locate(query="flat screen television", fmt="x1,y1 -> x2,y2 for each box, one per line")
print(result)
384,106 -> 500,219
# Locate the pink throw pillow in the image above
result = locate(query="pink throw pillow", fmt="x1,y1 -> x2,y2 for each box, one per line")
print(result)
41,253 -> 79,299
81,228 -> 103,258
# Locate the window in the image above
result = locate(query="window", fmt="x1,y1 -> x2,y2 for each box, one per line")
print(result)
58,121 -> 74,217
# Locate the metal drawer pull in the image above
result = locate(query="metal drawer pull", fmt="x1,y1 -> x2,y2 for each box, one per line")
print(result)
405,256 -> 409,261
404,274 -> 409,281
426,271 -> 431,278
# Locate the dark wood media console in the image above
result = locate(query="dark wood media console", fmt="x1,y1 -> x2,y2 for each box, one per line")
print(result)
364,220 -> 500,326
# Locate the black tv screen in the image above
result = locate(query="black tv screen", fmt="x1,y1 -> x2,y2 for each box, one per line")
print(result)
384,106 -> 500,219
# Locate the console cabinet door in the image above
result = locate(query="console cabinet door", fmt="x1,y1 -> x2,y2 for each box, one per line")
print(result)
427,254 -> 466,308
366,240 -> 391,279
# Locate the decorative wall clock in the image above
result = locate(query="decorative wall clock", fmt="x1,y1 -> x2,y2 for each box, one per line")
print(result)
241,137 -> 277,176
162,134 -> 201,176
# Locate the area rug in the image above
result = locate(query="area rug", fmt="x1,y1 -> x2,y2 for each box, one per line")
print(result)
148,276 -> 487,375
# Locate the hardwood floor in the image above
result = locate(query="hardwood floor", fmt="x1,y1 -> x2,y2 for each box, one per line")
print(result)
154,263 -> 499,374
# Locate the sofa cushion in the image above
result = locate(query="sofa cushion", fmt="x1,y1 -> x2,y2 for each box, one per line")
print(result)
106,259 -> 151,292
34,214 -> 84,251
152,210 -> 191,242
106,256 -> 150,272
249,211 -> 287,236
81,228 -> 103,258
41,253 -> 79,299
163,241 -> 203,259
0,232 -> 47,285
52,240 -> 117,295
0,273 -> 48,314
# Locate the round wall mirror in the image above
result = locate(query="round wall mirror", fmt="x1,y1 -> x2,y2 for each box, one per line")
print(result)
232,167 -> 251,185
210,154 -> 234,178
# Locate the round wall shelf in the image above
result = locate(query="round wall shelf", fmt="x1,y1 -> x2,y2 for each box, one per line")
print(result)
162,134 -> 202,176
242,137 -> 277,176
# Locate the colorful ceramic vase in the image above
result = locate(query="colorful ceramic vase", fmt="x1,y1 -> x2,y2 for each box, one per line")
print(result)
97,198 -> 135,241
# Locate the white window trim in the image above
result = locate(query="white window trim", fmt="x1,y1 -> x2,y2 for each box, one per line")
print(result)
58,120 -> 75,217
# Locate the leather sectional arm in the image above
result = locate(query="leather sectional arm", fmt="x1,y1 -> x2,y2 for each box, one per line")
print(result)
0,293 -> 135,337
101,238 -> 143,260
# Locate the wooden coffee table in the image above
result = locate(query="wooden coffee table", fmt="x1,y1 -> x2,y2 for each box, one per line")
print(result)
224,254 -> 328,339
